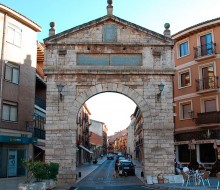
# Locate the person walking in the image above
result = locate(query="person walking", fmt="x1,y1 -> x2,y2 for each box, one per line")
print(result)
114,159 -> 119,177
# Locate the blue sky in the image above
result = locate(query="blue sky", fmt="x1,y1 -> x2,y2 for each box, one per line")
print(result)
1,0 -> 220,135
2,0 -> 220,42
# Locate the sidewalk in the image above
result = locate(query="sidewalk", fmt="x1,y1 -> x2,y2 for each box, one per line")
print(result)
75,156 -> 107,183
132,159 -> 219,190
0,157 -> 219,190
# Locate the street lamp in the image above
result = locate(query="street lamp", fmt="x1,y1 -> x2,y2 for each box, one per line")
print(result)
56,83 -> 65,111
156,83 -> 165,102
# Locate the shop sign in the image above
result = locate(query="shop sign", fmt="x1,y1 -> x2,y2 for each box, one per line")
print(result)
191,139 -> 215,144
174,141 -> 189,145
0,135 -> 38,144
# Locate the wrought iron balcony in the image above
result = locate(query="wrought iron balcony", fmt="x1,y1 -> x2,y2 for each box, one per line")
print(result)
195,76 -> 219,92
195,111 -> 220,125
194,42 -> 216,59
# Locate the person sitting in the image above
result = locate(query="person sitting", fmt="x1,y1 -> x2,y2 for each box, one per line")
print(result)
175,164 -> 181,175
198,164 -> 205,172
183,165 -> 190,173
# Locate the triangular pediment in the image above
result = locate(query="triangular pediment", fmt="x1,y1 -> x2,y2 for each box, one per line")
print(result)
44,15 -> 173,45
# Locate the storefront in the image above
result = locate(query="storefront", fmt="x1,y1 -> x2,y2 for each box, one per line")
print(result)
0,135 -> 37,178
175,138 -> 220,174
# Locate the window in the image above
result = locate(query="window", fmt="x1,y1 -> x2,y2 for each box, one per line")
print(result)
4,63 -> 19,84
200,33 -> 213,56
178,69 -> 191,88
180,101 -> 191,119
204,99 -> 216,112
2,101 -> 18,122
199,144 -> 216,163
201,65 -> 214,90
201,96 -> 218,113
178,145 -> 190,163
179,41 -> 189,57
7,24 -> 22,47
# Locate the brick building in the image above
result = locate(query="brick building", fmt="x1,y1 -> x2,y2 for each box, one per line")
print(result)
172,17 -> 220,174
0,4 -> 41,177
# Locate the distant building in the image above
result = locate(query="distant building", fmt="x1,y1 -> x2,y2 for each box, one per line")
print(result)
133,107 -> 144,162
127,113 -> 135,158
172,17 -> 220,173
76,104 -> 92,166
0,4 -> 41,178
89,119 -> 108,158
108,128 -> 127,154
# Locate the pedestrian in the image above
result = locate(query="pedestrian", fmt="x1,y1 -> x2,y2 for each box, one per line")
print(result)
113,159 -> 119,177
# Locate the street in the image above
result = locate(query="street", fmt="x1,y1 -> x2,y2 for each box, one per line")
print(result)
76,159 -> 169,190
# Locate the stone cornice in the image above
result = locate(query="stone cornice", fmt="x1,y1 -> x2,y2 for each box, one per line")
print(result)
43,67 -> 175,75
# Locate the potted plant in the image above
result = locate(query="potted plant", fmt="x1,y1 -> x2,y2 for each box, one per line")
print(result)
18,160 -> 59,190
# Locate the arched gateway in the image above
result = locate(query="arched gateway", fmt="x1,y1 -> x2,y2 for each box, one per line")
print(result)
43,1 -> 175,187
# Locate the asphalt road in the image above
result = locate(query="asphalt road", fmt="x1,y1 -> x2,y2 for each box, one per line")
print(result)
76,159 -> 169,190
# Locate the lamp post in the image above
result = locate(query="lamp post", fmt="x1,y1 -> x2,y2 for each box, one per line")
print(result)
56,83 -> 65,112
156,83 -> 165,102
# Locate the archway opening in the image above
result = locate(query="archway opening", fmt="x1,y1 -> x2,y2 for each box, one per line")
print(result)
75,91 -> 144,166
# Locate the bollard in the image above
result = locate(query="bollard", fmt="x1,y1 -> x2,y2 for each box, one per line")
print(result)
141,171 -> 144,177
79,172 -> 81,178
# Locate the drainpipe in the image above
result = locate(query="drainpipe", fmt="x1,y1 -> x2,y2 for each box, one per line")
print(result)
0,13 -> 7,119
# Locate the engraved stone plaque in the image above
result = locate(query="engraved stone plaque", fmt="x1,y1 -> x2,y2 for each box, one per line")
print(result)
103,24 -> 117,42
77,54 -> 109,65
110,54 -> 142,66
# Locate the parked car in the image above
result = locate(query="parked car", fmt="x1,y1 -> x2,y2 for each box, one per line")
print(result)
107,153 -> 114,160
118,156 -> 126,161
119,160 -> 135,176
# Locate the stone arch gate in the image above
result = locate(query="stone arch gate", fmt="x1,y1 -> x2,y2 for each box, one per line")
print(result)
43,10 -> 175,187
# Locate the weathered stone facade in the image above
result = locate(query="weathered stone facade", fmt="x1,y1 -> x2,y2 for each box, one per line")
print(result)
44,10 -> 175,187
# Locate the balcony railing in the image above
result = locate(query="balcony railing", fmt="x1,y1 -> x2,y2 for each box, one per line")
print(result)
195,111 -> 220,125
35,96 -> 46,110
194,42 -> 216,59
195,76 -> 219,91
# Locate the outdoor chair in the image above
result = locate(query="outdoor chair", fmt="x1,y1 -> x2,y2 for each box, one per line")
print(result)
198,171 -> 211,187
217,172 -> 220,189
181,170 -> 191,187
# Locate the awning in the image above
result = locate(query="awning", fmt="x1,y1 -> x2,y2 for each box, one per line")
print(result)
79,145 -> 93,154
34,145 -> 45,151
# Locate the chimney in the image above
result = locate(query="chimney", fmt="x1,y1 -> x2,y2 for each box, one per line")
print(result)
49,22 -> 56,37
163,23 -> 171,37
107,0 -> 113,15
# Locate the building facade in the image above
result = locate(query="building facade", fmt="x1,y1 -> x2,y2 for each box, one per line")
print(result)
127,114 -> 135,158
0,4 -> 41,178
133,107 -> 144,162
172,17 -> 220,174
43,1 -> 174,187
89,119 -> 108,157
32,42 -> 46,161
76,104 -> 92,166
